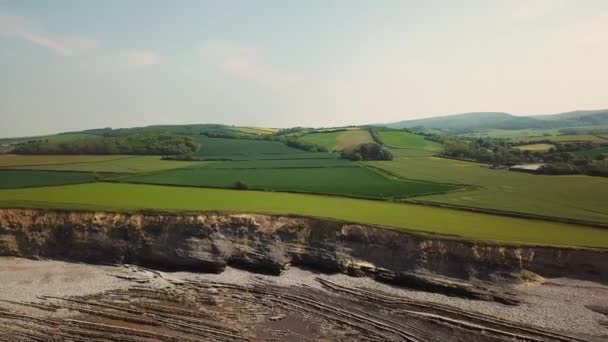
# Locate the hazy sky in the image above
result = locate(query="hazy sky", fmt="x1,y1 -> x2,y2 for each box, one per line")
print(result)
1,1 -> 607,137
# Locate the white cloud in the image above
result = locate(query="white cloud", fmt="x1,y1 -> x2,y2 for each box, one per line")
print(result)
118,50 -> 162,69
0,11 -> 96,56
200,40 -> 299,87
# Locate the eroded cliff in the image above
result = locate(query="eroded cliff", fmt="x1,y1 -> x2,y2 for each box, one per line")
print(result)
0,208 -> 606,287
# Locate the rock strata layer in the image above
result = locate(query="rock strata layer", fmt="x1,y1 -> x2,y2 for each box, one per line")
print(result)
0,209 -> 606,289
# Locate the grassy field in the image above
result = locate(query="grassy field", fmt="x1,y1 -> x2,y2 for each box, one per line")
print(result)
118,165 -> 461,199
195,137 -> 302,156
6,156 -> 207,173
0,170 -> 99,188
298,129 -> 373,151
0,182 -> 606,248
387,148 -> 438,157
378,131 -> 442,151
366,157 -> 608,224
231,126 -> 278,135
193,152 -> 339,161
0,155 -> 130,167
201,158 -> 353,169
513,143 -> 555,152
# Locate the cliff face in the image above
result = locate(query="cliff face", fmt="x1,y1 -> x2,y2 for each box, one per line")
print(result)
0,209 -> 606,285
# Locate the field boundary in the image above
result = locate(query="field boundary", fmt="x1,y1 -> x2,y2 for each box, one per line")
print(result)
0,155 -> 136,168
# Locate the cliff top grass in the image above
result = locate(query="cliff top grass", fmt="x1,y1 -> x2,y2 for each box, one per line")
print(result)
0,182 -> 607,249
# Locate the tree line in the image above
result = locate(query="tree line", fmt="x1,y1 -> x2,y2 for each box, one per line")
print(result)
13,134 -> 200,156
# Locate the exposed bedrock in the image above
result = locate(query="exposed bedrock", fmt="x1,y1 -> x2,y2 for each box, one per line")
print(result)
0,209 -> 606,291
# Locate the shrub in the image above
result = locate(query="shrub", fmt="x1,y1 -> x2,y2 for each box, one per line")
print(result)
235,180 -> 249,190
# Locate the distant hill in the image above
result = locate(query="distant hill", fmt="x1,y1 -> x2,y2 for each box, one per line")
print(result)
387,109 -> 608,132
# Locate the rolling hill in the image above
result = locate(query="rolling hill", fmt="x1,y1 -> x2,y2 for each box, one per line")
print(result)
387,109 -> 608,132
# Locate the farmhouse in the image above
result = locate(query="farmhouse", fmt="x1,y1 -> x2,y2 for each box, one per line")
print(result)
509,163 -> 545,174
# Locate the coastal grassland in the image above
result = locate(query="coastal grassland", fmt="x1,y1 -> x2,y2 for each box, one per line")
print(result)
0,170 -> 100,189
6,156 -> 208,173
377,131 -> 442,151
298,129 -> 374,151
366,157 -> 608,224
513,143 -> 555,152
0,155 -> 129,168
195,137 -> 302,156
0,182 -> 606,248
117,165 -> 461,199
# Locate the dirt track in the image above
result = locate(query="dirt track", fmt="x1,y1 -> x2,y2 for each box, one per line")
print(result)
0,258 -> 606,341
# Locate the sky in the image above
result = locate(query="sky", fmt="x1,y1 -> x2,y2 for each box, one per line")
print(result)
1,0 -> 607,137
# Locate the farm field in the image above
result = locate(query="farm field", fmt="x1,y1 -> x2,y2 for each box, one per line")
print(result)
5,156 -> 208,173
387,148 -> 437,157
298,129 -> 373,151
231,126 -> 278,135
513,143 -> 555,152
0,155 -> 129,167
0,182 -> 606,248
0,170 -> 100,189
195,137 -> 303,156
117,165 -> 461,199
201,158 -> 352,169
191,152 -> 339,161
366,156 -> 608,224
377,131 -> 442,151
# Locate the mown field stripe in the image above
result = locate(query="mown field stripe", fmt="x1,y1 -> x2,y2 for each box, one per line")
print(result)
0,182 -> 606,249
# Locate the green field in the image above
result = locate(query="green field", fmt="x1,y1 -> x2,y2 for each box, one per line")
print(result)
298,129 -> 373,151
193,152 -> 339,161
0,170 -> 100,188
195,137 -> 302,156
5,156 -> 207,173
387,148 -> 438,157
201,158 -> 353,169
0,155 -> 130,168
231,126 -> 278,135
378,131 -> 442,151
118,165 -> 460,199
366,157 -> 608,224
0,182 -> 606,248
513,143 -> 555,152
